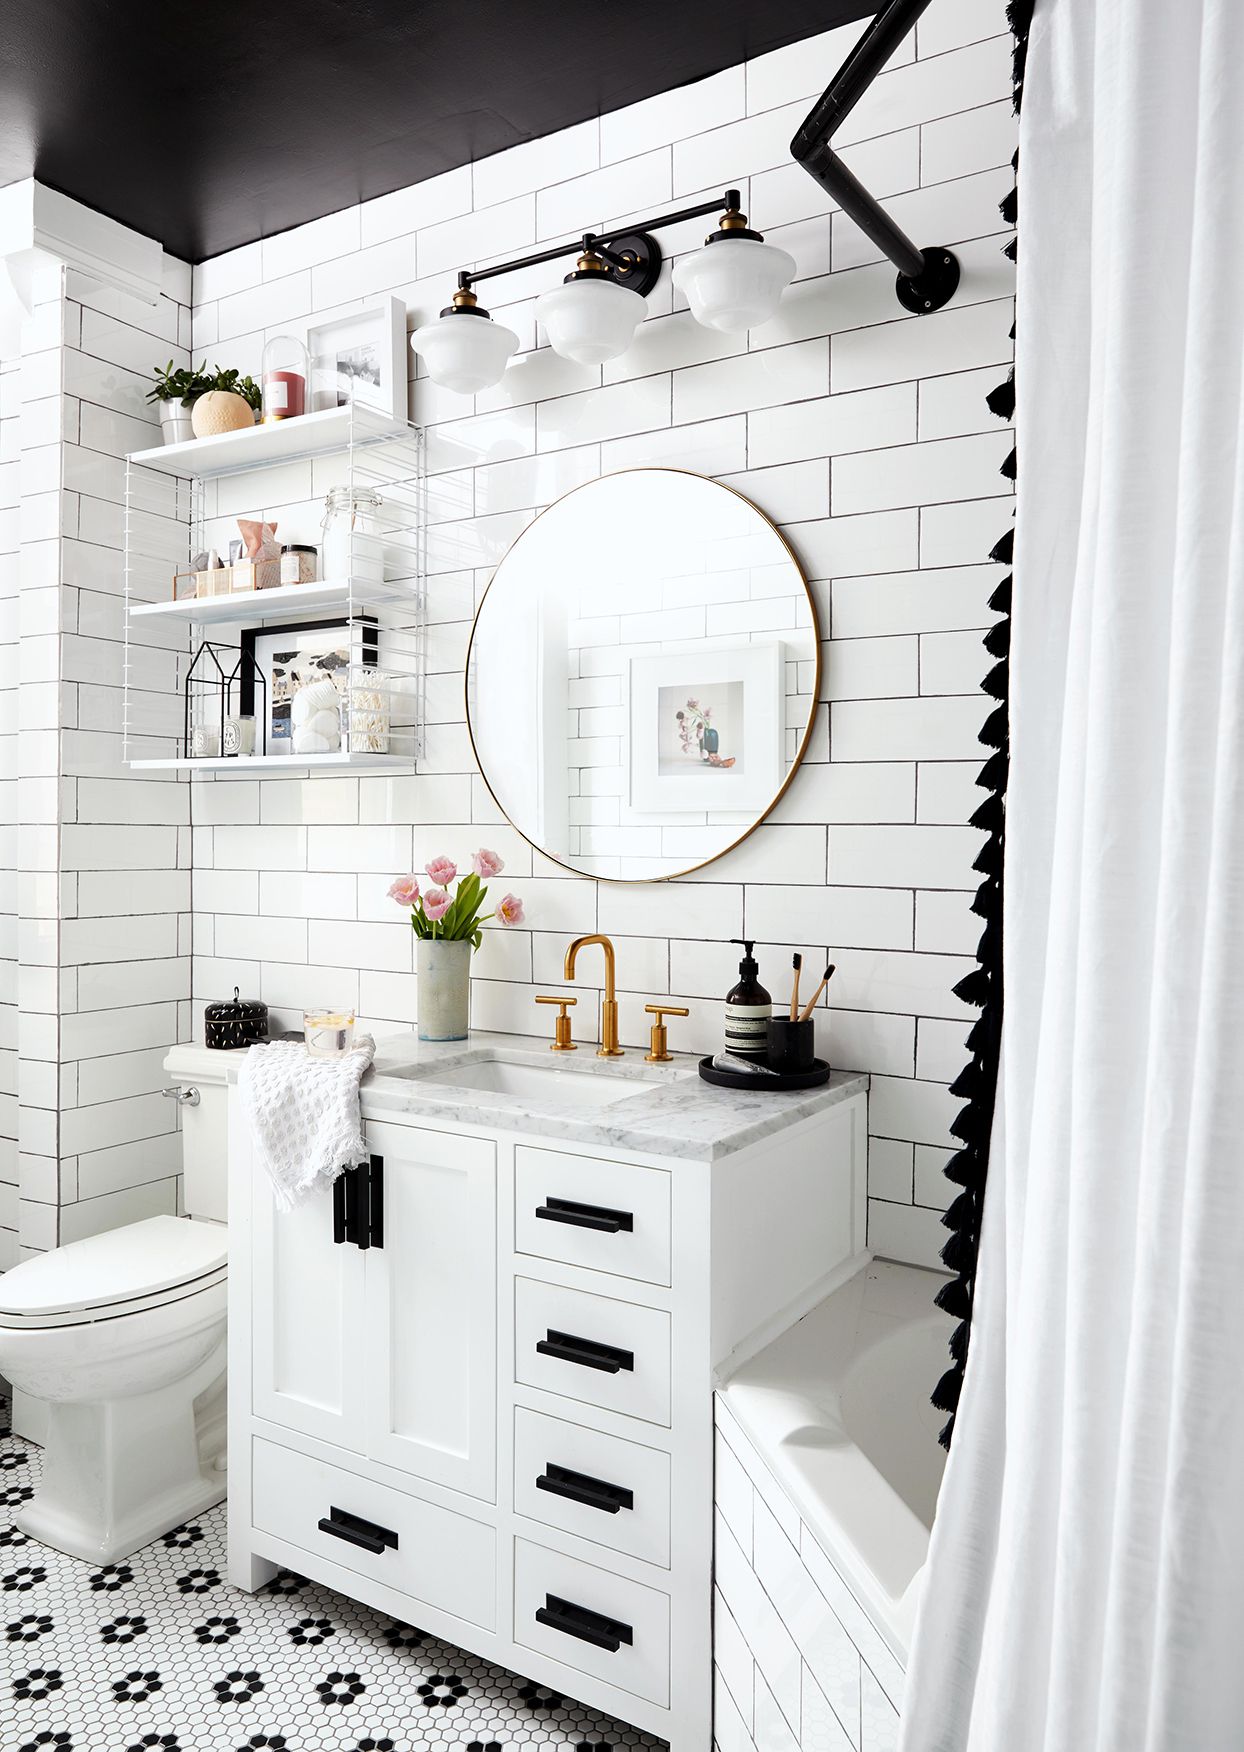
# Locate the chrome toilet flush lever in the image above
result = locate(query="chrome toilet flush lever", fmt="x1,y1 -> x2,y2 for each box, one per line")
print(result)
161,1085 -> 200,1107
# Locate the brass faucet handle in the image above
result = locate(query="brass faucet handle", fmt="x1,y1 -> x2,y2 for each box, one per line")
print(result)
536,993 -> 578,1052
644,1003 -> 690,1063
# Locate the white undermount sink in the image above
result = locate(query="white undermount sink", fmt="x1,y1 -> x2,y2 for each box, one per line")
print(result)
404,1054 -> 654,1109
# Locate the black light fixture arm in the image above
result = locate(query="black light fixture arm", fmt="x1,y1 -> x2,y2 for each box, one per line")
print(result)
456,189 -> 745,304
790,0 -> 960,313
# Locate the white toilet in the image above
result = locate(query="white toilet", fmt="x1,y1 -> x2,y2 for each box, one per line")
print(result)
0,1045 -> 232,1563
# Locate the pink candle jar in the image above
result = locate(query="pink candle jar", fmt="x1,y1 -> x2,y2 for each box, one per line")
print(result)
261,335 -> 309,423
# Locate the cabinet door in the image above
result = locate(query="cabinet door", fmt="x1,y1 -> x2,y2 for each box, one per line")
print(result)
251,1165 -> 366,1451
362,1121 -> 497,1501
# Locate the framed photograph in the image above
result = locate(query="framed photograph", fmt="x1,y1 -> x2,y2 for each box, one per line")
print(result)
240,616 -> 378,756
629,643 -> 785,814
304,295 -> 407,428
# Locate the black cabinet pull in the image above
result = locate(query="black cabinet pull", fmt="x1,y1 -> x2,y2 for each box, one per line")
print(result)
332,1175 -> 347,1245
536,1461 -> 633,1515
342,1167 -> 363,1248
535,1196 -> 634,1234
316,1505 -> 399,1555
536,1329 -> 634,1374
368,1155 -> 384,1249
536,1592 -> 633,1653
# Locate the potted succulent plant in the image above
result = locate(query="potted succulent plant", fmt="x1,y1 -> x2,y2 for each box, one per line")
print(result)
146,359 -> 211,446
191,366 -> 262,438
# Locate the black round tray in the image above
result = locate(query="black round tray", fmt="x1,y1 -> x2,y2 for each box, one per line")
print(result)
698,1055 -> 832,1092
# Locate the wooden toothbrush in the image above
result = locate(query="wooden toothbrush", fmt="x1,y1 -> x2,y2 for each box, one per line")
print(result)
789,952 -> 802,1020
799,963 -> 836,1022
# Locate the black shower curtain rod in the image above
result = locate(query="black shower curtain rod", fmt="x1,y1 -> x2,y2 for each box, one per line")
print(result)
790,0 -> 961,312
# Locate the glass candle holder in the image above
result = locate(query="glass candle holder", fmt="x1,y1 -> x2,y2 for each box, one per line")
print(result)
304,1007 -> 356,1058
261,334 -> 309,423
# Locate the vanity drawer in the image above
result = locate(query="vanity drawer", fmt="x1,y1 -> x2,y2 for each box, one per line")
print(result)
251,1437 -> 495,1630
513,1536 -> 670,1707
515,1277 -> 671,1427
514,1146 -> 671,1286
513,1406 -> 671,1568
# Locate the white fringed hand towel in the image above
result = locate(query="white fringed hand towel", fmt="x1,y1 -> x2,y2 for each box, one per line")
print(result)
238,1035 -> 375,1211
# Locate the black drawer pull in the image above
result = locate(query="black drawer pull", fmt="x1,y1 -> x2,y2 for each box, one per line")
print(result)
535,1196 -> 634,1234
343,1167 -> 364,1248
316,1505 -> 399,1556
536,1329 -> 634,1374
368,1155 -> 384,1249
536,1461 -> 633,1515
536,1592 -> 633,1653
332,1175 -> 347,1245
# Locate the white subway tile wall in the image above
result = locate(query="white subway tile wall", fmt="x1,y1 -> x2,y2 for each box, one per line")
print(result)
714,1396 -> 904,1751
2,257 -> 194,1258
175,0 -> 1017,1270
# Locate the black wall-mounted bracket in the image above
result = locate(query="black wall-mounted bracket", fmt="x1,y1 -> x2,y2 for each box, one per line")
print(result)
790,0 -> 960,313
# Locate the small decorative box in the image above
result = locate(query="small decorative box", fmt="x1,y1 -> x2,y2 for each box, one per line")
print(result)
204,987 -> 269,1050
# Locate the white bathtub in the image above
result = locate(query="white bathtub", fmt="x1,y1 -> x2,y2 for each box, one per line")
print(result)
719,1257 -> 952,1663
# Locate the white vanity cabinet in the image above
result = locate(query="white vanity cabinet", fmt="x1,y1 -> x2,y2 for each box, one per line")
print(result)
228,1059 -> 868,1752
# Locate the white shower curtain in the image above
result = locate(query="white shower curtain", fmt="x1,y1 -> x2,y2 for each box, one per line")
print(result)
900,1 -> 1244,1749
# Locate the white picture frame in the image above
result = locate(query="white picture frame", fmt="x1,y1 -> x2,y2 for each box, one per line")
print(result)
303,294 -> 407,428
628,642 -> 784,814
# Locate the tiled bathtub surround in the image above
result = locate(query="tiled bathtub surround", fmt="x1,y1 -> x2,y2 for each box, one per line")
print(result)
188,0 -> 1016,1270
714,1396 -> 903,1752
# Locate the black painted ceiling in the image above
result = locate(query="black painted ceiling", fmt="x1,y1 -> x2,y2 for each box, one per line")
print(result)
0,0 -> 876,264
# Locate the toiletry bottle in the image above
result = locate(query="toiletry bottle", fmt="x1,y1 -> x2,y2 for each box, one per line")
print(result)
725,939 -> 772,1060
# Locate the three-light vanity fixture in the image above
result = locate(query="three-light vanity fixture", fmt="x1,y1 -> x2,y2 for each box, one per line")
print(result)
410,189 -> 797,393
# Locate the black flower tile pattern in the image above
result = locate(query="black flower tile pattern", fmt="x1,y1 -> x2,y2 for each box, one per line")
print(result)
0,1415 -> 664,1750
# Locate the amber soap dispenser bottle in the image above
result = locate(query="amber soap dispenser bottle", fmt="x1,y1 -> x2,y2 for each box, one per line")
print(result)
725,938 -> 772,1060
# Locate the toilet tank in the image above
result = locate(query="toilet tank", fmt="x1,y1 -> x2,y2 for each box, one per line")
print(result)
163,1044 -> 236,1224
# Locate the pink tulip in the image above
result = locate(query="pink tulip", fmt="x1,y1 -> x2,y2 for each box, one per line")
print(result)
388,874 -> 420,906
425,855 -> 458,887
422,886 -> 452,922
472,847 -> 504,879
495,893 -> 525,928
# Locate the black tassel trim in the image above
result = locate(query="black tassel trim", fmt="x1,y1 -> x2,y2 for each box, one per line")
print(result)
972,834 -> 1004,877
999,445 -> 1017,481
984,619 -> 1010,660
982,660 -> 1009,701
987,371 -> 1016,423
989,573 -> 1013,615
932,1366 -> 963,1414
948,1318 -> 971,1365
938,1411 -> 957,1450
949,1062 -> 983,1101
953,967 -> 992,1010
989,527 -> 1015,566
934,1274 -> 973,1319
999,186 -> 1018,227
965,1016 -> 991,1054
970,792 -> 1004,835
977,748 -> 1009,792
969,881 -> 1001,921
944,1150 -> 983,1190
943,1189 -> 976,1231
1003,235 -> 1017,264
980,704 -> 1009,749
941,1228 -> 978,1275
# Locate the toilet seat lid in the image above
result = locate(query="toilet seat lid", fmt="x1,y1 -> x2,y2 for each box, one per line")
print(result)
0,1215 -> 227,1319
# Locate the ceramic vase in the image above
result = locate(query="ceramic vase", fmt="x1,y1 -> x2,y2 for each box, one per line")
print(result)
191,390 -> 254,437
417,937 -> 471,1041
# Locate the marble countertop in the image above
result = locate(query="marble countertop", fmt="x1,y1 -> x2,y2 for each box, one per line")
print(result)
361,1031 -> 868,1162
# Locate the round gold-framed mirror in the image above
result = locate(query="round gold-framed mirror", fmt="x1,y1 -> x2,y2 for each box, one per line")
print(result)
466,467 -> 821,881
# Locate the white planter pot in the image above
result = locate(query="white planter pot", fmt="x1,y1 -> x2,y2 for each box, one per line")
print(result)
417,937 -> 472,1041
158,401 -> 196,446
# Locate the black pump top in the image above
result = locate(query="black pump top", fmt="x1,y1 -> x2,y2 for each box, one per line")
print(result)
731,937 -> 759,976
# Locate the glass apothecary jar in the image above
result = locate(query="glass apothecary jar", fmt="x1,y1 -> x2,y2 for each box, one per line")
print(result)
261,334 -> 309,422
321,485 -> 385,585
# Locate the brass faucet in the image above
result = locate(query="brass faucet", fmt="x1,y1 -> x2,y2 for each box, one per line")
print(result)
564,934 -> 624,1057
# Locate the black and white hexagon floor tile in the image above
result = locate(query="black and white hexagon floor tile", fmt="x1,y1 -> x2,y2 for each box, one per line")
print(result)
0,1417 -> 665,1752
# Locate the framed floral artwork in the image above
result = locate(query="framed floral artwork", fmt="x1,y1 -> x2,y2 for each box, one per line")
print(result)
628,642 -> 784,814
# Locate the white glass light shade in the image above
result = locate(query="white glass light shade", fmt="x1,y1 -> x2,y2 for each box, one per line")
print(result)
410,311 -> 519,393
673,236 -> 796,333
536,276 -> 647,365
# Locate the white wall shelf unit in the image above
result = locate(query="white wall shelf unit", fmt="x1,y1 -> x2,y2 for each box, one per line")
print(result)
123,404 -> 425,772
